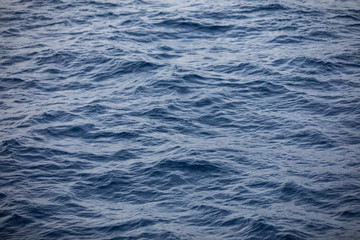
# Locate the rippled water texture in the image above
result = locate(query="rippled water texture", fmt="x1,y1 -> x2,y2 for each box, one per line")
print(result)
1,0 -> 360,239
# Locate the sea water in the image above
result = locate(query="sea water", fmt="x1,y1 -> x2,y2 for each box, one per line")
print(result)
1,0 -> 360,239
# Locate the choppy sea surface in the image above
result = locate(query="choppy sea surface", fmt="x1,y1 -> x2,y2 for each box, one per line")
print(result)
1,0 -> 360,239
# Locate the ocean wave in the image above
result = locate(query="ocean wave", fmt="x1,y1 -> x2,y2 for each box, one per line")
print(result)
1,0 -> 360,239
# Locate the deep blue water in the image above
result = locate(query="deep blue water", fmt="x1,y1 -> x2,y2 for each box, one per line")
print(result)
1,0 -> 360,239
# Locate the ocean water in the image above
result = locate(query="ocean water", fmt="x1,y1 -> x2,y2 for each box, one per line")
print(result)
1,0 -> 360,239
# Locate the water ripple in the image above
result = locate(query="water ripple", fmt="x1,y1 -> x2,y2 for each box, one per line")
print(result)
1,0 -> 360,239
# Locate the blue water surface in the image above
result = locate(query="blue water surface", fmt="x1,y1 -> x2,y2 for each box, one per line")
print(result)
1,0 -> 360,239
